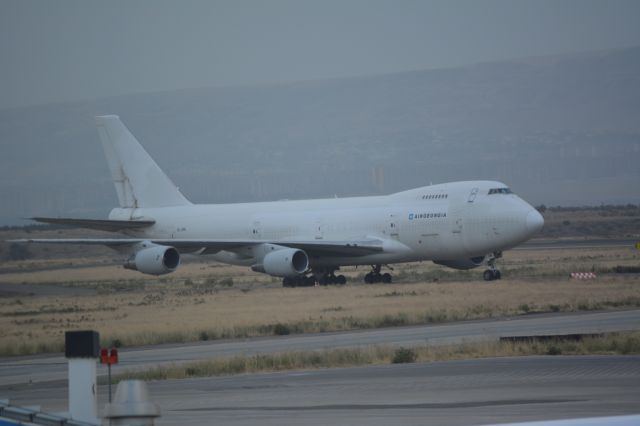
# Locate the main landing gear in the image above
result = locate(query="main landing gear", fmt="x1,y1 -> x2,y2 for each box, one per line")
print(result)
364,264 -> 393,284
281,268 -> 347,288
483,252 -> 502,281
317,272 -> 347,285
282,275 -> 316,288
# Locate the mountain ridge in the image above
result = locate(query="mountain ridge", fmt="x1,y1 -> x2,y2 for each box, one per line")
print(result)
0,46 -> 638,225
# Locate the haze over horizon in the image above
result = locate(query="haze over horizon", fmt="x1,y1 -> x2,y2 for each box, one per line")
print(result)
2,0 -> 640,109
1,1 -> 640,226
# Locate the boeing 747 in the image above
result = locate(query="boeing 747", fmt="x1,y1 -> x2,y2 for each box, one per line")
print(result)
13,116 -> 544,286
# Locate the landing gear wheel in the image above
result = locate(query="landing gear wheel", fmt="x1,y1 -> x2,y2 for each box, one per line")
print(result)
482,252 -> 503,281
283,277 -> 294,288
311,268 -> 346,286
363,265 -> 394,284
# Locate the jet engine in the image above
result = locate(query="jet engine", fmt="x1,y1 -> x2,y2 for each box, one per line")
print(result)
261,248 -> 309,277
124,244 -> 180,275
433,256 -> 486,270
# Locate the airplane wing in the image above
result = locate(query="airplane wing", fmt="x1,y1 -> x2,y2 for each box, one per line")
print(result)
262,240 -> 384,257
9,238 -> 385,257
9,238 -> 144,247
29,217 -> 155,232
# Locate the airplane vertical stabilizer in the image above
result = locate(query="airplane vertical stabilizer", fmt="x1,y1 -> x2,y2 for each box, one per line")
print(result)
95,115 -> 192,208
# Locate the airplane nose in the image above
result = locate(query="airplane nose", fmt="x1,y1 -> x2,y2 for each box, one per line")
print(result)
525,209 -> 544,234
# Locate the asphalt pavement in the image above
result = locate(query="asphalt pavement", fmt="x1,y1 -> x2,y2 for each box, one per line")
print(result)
4,355 -> 639,426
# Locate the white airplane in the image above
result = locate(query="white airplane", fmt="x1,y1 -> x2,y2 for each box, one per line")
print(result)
14,115 -> 544,286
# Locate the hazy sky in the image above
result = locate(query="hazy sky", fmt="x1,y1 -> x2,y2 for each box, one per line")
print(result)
2,0 -> 640,109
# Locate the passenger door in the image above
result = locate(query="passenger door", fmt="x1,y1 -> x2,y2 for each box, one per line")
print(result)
388,211 -> 400,238
251,220 -> 262,240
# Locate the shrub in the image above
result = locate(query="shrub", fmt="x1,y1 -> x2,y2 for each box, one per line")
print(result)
547,345 -> 562,355
392,347 -> 417,364
614,266 -> 640,274
273,323 -> 291,336
577,302 -> 591,311
219,277 -> 234,287
377,313 -> 409,327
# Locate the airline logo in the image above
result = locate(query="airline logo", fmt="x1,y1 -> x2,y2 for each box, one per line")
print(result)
409,212 -> 447,220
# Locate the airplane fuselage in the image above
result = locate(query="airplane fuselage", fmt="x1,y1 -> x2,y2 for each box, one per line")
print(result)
110,180 -> 543,269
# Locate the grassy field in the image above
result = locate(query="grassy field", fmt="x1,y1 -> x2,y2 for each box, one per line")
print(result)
1,242 -> 639,356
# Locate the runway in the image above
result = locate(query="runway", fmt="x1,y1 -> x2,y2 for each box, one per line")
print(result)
1,309 -> 639,386
516,238 -> 638,250
4,355 -> 640,425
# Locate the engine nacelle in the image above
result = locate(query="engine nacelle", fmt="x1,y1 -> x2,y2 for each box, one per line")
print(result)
433,256 -> 486,270
260,248 -> 309,277
124,245 -> 180,275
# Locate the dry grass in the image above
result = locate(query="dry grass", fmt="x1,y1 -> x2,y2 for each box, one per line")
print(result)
112,331 -> 640,382
539,205 -> 640,238
0,258 -> 264,284
1,246 -> 639,356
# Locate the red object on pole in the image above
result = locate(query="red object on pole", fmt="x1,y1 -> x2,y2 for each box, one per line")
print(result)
99,347 -> 118,403
100,348 -> 119,365
100,348 -> 109,364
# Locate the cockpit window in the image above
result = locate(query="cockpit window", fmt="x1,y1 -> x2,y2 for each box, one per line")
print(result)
488,187 -> 512,195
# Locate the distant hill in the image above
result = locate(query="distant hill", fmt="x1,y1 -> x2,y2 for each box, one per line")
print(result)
0,46 -> 639,225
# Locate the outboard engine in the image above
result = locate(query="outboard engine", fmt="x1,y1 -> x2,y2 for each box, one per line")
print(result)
256,248 -> 309,277
124,244 -> 180,275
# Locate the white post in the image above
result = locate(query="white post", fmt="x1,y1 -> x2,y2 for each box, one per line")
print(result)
65,330 -> 100,425
69,358 -> 99,424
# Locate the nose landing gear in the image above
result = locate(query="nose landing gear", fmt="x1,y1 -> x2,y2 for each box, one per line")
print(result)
483,252 -> 502,281
483,269 -> 501,281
